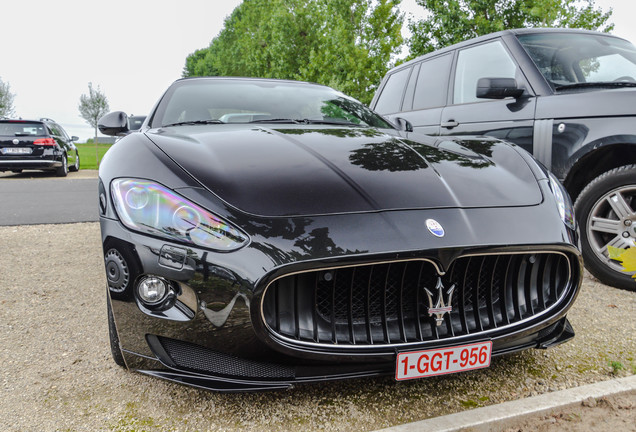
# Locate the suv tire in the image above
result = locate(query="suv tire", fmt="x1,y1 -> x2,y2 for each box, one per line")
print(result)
575,165 -> 636,291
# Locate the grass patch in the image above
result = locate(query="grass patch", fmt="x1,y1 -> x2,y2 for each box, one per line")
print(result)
76,142 -> 112,170
608,360 -> 625,375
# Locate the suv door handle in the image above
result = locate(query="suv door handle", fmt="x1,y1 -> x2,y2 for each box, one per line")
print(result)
441,120 -> 459,129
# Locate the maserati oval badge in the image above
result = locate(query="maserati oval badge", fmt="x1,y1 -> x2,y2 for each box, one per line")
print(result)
12,139 -> 19,145
426,219 -> 445,237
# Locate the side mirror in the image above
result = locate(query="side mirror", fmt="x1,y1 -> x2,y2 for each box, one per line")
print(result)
476,78 -> 524,99
98,111 -> 130,136
71,136 -> 79,142
394,117 -> 413,132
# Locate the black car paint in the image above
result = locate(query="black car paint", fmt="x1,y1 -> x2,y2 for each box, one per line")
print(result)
148,125 -> 543,217
98,78 -> 581,391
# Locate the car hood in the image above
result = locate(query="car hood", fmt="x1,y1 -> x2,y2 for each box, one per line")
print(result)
146,125 -> 542,217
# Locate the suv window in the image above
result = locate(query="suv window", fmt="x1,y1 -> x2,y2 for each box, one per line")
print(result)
453,41 -> 517,104
374,67 -> 411,114
413,54 -> 452,110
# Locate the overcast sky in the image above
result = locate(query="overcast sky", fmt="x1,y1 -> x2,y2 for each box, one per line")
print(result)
1,0 -> 633,141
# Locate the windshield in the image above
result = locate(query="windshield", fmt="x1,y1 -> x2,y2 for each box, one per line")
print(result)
518,32 -> 636,90
151,78 -> 394,129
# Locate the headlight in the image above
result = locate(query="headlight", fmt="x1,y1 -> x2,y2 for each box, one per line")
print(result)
111,178 -> 247,251
547,172 -> 576,230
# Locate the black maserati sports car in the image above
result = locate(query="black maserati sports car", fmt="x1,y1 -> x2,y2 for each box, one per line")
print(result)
97,77 -> 582,391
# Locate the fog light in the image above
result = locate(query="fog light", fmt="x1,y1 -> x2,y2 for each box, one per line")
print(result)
137,276 -> 169,306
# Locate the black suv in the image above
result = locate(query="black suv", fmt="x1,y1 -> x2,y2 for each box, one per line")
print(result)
371,28 -> 636,290
0,118 -> 80,177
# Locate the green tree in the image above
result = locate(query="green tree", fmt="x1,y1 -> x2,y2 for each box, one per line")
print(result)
183,0 -> 404,104
408,0 -> 614,58
0,77 -> 15,118
78,82 -> 109,166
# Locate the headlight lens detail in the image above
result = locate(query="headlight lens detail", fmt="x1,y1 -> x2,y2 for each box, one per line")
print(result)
548,172 -> 576,230
111,179 -> 247,251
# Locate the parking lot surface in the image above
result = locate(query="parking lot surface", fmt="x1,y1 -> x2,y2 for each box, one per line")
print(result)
0,170 -> 98,225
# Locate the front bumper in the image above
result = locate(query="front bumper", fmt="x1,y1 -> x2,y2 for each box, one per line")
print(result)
131,317 -> 575,391
101,201 -> 582,391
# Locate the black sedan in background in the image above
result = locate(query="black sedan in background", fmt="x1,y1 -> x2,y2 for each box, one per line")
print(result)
97,77 -> 582,391
0,118 -> 79,176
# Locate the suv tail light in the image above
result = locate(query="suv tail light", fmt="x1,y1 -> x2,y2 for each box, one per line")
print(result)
33,138 -> 57,146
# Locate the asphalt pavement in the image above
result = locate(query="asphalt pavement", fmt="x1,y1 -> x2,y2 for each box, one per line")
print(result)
0,170 -> 98,226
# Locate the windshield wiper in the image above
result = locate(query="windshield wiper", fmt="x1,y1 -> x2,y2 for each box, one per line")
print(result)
248,118 -> 303,124
555,81 -> 636,91
163,119 -> 225,127
248,118 -> 364,126
302,119 -> 364,127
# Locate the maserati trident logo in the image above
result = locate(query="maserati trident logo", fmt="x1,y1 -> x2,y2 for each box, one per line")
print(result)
424,277 -> 455,326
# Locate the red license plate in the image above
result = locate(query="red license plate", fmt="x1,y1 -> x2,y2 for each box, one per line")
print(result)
396,341 -> 492,381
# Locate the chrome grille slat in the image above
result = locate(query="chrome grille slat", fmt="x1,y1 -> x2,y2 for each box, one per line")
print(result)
524,258 -> 535,317
486,256 -> 498,329
537,256 -> 547,310
414,264 -> 423,340
458,258 -> 470,334
499,257 -> 511,326
365,266 -> 373,344
262,253 -> 573,348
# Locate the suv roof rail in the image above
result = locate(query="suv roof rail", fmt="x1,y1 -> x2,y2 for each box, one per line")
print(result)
39,117 -> 55,123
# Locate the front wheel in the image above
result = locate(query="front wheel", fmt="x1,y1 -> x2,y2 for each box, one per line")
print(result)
69,151 -> 80,172
574,165 -> 636,291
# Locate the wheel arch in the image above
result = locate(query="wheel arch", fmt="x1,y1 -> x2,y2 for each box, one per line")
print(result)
564,143 -> 636,202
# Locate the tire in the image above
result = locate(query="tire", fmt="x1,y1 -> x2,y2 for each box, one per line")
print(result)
55,155 -> 68,177
574,165 -> 636,291
69,151 -> 80,172
107,293 -> 127,368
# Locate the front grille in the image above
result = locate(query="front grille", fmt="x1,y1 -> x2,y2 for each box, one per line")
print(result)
262,252 -> 573,346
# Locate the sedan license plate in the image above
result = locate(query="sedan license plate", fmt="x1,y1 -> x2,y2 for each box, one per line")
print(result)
396,341 -> 492,381
2,147 -> 32,155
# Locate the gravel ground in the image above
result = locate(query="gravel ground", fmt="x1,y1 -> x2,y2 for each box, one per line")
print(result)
0,223 -> 634,431
502,391 -> 636,431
